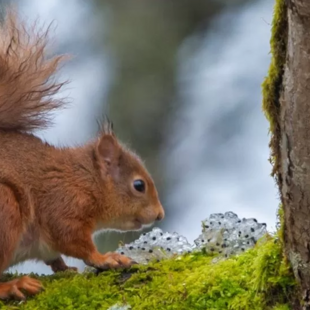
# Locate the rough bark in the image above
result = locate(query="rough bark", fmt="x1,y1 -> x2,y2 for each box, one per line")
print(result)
280,0 -> 310,308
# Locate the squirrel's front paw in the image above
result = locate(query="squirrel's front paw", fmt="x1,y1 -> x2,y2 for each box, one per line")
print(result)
84,251 -> 137,271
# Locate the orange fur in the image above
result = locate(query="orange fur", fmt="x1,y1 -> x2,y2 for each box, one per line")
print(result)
0,9 -> 164,301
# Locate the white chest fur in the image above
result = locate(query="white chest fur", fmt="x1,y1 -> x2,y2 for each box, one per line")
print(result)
10,226 -> 59,267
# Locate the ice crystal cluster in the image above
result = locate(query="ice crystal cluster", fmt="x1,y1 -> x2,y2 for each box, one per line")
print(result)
116,212 -> 267,264
194,211 -> 267,257
116,228 -> 195,264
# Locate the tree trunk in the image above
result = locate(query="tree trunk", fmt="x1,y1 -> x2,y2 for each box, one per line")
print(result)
276,0 -> 310,308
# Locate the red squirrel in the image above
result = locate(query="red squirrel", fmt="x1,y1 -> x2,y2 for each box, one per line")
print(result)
0,10 -> 165,301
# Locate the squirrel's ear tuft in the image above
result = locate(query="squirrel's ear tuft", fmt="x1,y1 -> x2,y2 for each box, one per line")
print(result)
96,134 -> 120,166
96,115 -> 114,136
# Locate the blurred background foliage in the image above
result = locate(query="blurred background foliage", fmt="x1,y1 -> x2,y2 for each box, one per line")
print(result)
101,0 -> 251,188
0,0 -> 277,273
93,0 -> 258,252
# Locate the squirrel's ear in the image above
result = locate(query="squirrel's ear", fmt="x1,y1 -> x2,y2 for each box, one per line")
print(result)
96,134 -> 120,166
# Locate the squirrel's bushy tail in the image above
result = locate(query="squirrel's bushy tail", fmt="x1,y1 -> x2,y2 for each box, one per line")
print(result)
0,9 -> 68,132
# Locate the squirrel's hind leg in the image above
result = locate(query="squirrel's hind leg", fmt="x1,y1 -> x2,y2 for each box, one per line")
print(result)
45,256 -> 78,273
0,184 -> 43,301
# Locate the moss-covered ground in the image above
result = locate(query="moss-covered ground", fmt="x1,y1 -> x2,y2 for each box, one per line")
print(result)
0,231 -> 296,310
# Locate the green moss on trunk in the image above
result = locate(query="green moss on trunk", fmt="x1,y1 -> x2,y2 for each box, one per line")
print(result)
0,234 -> 296,310
262,0 -> 287,181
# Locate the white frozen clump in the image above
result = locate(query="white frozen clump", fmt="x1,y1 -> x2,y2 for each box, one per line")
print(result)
115,212 -> 267,264
194,211 -> 267,256
116,227 -> 195,264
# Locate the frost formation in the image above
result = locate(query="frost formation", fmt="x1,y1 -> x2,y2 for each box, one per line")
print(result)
116,212 -> 267,264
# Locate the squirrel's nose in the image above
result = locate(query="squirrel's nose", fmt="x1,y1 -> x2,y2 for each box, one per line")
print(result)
156,210 -> 165,221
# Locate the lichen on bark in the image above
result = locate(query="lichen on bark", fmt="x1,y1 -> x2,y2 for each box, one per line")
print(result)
262,0 -> 287,183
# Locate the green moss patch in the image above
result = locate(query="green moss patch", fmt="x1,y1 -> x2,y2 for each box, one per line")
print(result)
0,233 -> 296,310
262,0 -> 287,181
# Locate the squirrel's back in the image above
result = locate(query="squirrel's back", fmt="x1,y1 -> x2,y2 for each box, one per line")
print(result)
0,9 -> 67,132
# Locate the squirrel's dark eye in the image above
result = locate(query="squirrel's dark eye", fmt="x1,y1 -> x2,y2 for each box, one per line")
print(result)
133,179 -> 145,193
